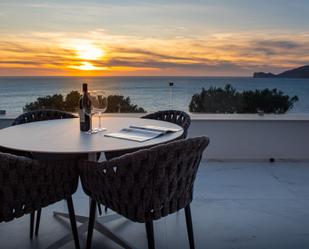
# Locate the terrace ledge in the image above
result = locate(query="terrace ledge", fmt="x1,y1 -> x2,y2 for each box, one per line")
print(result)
2,113 -> 309,121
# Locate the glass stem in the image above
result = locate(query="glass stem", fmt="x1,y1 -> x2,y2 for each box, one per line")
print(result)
99,113 -> 102,128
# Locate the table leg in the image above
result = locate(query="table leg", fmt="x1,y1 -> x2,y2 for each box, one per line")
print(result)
50,152 -> 135,249
46,222 -> 88,249
88,152 -> 97,161
53,211 -> 120,224
94,222 -> 136,249
53,211 -> 88,223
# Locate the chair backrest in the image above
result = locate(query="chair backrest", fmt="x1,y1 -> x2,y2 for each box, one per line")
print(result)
80,136 -> 209,223
0,152 -> 79,223
141,110 -> 191,138
12,109 -> 77,126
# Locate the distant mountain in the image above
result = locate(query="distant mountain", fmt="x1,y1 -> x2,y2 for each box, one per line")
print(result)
253,72 -> 276,78
253,65 -> 309,78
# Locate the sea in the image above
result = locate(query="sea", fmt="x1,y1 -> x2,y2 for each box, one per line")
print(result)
0,76 -> 309,115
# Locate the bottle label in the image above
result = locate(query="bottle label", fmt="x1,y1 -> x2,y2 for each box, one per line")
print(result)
79,109 -> 85,122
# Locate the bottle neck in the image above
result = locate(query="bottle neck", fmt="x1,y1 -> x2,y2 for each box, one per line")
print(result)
82,83 -> 88,93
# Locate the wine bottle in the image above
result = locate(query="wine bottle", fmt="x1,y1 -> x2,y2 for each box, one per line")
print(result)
79,83 -> 92,131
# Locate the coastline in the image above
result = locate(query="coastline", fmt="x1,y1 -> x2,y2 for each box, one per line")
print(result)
1,76 -> 309,114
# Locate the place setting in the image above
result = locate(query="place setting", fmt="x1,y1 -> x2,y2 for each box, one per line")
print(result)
80,85 -> 108,134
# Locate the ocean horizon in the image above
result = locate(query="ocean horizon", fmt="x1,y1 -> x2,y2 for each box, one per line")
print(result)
1,76 -> 308,115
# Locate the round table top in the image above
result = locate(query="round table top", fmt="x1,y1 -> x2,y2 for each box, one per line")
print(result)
0,117 -> 183,154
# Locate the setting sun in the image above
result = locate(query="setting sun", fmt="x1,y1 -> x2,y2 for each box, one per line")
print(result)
74,42 -> 105,60
68,62 -> 107,71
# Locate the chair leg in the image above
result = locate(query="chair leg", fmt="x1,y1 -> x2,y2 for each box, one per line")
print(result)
87,199 -> 97,249
30,212 -> 35,240
35,208 -> 42,236
145,221 -> 155,249
97,203 -> 102,215
185,205 -> 195,249
67,197 -> 80,249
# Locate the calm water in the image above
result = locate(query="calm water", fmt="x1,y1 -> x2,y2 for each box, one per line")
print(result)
0,76 -> 309,114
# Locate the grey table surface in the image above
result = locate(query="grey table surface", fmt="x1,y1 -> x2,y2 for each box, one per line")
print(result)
0,116 -> 183,154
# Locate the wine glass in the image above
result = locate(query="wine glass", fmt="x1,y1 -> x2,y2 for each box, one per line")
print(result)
90,91 -> 108,132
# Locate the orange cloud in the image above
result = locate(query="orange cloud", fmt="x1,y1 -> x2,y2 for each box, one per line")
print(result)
0,31 -> 309,76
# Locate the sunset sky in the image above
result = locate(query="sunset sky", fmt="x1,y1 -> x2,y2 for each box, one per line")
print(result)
1,0 -> 309,76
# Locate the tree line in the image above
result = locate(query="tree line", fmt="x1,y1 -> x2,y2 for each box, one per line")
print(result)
24,91 -> 146,113
23,85 -> 299,114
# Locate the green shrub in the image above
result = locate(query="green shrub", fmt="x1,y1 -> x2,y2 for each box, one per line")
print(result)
106,95 -> 146,113
23,94 -> 66,112
65,91 -> 81,112
23,91 -> 146,113
189,84 -> 299,113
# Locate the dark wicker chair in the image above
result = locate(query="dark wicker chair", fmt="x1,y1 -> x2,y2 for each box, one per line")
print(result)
0,109 -> 78,238
80,136 -> 209,249
0,152 -> 80,249
12,109 -> 77,126
142,110 -> 191,139
101,110 -> 192,214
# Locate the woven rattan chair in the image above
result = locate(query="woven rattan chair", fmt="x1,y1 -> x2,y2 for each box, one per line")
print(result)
101,110 -> 192,214
80,136 -> 209,249
0,152 -> 80,249
142,110 -> 191,139
0,109 -> 78,238
12,109 -> 77,126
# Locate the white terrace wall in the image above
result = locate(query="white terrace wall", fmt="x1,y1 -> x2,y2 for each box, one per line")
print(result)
189,114 -> 309,161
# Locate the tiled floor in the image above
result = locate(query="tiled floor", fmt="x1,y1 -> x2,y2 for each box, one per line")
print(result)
1,161 -> 309,249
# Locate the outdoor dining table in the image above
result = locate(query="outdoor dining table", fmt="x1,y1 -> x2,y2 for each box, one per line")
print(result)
0,116 -> 183,249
